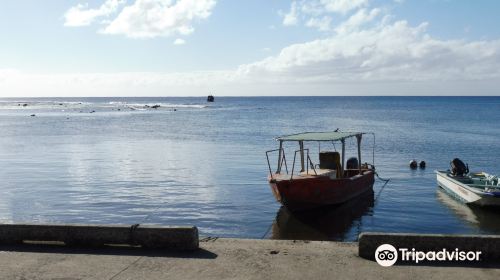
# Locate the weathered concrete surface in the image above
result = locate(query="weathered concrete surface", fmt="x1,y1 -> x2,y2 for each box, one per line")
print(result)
0,224 -> 198,250
1,238 -> 499,280
359,232 -> 500,261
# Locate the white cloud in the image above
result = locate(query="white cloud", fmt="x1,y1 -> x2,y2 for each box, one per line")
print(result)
64,0 -> 125,27
282,2 -> 299,26
306,16 -> 332,31
101,0 -> 216,38
237,20 -> 500,83
64,0 -> 216,39
6,6 -> 500,96
335,8 -> 380,34
266,0 -> 500,86
2,66 -> 499,97
0,70 -> 237,97
173,38 -> 186,45
18,0 -> 500,96
319,0 -> 368,14
282,0 -> 369,30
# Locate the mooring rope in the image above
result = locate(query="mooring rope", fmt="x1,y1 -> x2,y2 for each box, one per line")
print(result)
261,222 -> 274,239
375,171 -> 390,182
374,171 -> 390,204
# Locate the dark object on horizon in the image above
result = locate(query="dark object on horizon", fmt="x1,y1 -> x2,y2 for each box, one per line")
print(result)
346,157 -> 359,170
30,114 -> 35,117
450,158 -> 469,176
207,95 -> 214,102
409,160 -> 418,169
419,161 -> 426,169
22,103 -> 28,107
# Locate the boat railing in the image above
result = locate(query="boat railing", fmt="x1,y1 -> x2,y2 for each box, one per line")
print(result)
265,148 -> 288,180
291,149 -> 317,180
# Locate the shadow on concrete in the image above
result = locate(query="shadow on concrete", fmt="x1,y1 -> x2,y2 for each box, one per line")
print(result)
0,243 -> 218,259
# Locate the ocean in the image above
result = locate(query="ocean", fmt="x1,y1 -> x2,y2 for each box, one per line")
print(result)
0,96 -> 499,241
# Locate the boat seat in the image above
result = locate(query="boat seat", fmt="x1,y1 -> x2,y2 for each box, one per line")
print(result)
300,168 -> 337,179
448,175 -> 473,184
319,151 -> 342,178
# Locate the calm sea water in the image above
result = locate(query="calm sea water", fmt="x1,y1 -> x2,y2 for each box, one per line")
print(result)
0,96 -> 499,241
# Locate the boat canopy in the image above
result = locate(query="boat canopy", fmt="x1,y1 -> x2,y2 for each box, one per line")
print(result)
276,131 -> 363,142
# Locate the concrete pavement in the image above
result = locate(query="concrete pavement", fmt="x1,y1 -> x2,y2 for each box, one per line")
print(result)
1,238 -> 499,280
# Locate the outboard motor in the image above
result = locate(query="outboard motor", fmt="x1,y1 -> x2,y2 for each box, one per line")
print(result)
450,158 -> 469,176
346,157 -> 359,169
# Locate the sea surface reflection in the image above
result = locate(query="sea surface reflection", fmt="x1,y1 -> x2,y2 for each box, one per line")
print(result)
436,188 -> 500,233
270,191 -> 374,241
1,97 -> 500,240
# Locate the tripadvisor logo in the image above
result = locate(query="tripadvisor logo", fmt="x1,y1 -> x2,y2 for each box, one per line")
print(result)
374,244 -> 482,267
375,244 -> 398,267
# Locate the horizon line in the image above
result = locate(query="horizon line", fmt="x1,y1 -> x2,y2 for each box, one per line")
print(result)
1,95 -> 500,98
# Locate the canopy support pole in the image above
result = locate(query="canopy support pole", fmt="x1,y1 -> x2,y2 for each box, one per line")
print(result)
341,139 -> 345,178
277,140 -> 283,173
299,141 -> 305,172
356,134 -> 362,175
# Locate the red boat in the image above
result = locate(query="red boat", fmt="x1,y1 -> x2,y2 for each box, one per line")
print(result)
266,131 -> 375,211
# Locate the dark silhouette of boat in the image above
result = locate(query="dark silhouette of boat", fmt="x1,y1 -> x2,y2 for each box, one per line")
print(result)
270,190 -> 374,241
207,95 -> 214,102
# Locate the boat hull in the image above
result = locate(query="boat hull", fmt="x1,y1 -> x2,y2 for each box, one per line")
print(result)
269,171 -> 375,211
436,171 -> 500,207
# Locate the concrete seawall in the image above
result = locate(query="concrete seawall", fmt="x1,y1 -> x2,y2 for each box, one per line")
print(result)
0,223 -> 198,250
1,225 -> 500,279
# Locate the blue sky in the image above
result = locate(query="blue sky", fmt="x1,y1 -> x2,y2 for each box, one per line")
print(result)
1,0 -> 500,96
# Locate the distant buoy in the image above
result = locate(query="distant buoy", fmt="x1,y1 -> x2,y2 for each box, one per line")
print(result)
207,95 -> 214,102
409,160 -> 418,169
419,161 -> 426,169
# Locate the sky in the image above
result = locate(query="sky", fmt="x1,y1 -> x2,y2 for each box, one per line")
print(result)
1,0 -> 500,97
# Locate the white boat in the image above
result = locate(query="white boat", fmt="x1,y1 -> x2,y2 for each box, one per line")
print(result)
436,159 -> 500,206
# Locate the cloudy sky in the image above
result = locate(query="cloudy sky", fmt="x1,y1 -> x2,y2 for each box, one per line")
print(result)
1,0 -> 500,96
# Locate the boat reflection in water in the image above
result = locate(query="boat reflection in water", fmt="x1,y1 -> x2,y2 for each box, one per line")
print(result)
437,188 -> 500,233
270,190 -> 374,241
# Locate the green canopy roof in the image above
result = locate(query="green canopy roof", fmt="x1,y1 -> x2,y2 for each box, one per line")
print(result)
276,131 -> 363,142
